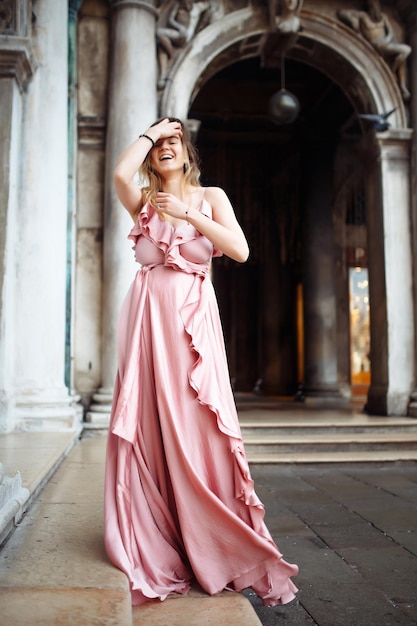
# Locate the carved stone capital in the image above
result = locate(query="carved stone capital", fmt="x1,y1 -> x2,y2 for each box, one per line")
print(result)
0,36 -> 37,90
359,128 -> 413,170
374,128 -> 413,160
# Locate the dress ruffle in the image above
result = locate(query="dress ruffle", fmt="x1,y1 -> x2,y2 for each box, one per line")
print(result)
129,201 -> 222,269
111,269 -> 150,443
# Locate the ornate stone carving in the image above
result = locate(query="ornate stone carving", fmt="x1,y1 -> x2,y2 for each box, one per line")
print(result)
0,463 -> 30,545
263,1 -> 304,71
267,0 -> 303,34
338,0 -> 411,100
156,0 -> 223,89
0,0 -> 36,89
0,0 -> 16,34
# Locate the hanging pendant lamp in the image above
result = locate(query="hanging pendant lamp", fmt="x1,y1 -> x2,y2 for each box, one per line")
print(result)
268,54 -> 300,125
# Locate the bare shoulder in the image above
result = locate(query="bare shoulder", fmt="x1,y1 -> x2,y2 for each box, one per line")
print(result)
204,186 -> 229,204
203,186 -> 238,226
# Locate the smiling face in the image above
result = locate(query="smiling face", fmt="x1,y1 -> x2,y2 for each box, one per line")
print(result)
139,118 -> 201,204
150,134 -> 186,175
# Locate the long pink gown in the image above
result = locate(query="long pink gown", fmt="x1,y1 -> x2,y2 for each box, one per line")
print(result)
104,193 -> 299,606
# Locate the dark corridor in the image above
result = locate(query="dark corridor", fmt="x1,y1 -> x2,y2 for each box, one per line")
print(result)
189,57 -> 359,396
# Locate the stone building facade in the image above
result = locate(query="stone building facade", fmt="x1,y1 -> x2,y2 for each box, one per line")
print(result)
1,0 -> 417,521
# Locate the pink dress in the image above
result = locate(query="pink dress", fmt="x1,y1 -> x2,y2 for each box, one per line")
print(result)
104,193 -> 299,606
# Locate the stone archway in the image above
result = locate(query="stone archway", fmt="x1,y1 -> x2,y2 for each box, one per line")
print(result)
161,6 -> 414,415
162,7 -> 406,126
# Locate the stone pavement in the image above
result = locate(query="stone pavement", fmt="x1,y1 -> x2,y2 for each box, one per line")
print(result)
1,427 -> 417,625
248,462 -> 417,626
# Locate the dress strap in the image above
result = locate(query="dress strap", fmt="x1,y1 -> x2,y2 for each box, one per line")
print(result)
198,188 -> 207,213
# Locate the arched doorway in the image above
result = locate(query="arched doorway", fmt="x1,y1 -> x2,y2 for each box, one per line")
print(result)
161,7 -> 413,415
189,57 -> 356,399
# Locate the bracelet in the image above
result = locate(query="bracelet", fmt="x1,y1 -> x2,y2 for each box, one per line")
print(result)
139,133 -> 155,148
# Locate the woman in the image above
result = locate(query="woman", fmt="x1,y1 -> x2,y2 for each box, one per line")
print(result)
104,117 -> 299,606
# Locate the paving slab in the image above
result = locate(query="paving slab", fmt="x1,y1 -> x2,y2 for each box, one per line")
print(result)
0,499 -> 123,590
274,534 -> 363,586
389,530 -> 417,556
298,581 -> 413,626
248,462 -> 417,625
243,589 -> 316,626
343,498 -> 417,532
337,545 -> 417,600
133,587 -> 262,626
308,518 -> 397,550
392,599 -> 417,623
0,587 -> 132,626
346,469 -> 417,502
39,460 -> 104,504
0,431 -> 78,493
0,431 -> 81,546
296,469 -> 380,500
68,430 -> 108,464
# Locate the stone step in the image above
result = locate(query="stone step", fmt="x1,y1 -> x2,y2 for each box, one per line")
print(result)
0,431 -> 261,626
241,423 -> 417,436
132,587 -> 262,626
243,431 -> 417,455
238,412 -> 417,429
238,410 -> 417,461
247,449 -> 417,463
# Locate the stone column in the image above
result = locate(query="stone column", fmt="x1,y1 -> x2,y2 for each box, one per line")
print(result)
0,78 -> 20,433
0,3 -> 36,432
14,0 -> 82,430
301,145 -> 344,403
398,2 -> 417,417
365,130 -> 414,416
0,0 -> 35,550
0,33 -> 34,433
88,0 -> 158,421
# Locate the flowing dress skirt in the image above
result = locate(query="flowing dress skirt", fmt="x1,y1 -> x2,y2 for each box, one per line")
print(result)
104,264 -> 298,606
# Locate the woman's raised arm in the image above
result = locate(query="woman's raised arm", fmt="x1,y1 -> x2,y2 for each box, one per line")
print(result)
113,119 -> 182,220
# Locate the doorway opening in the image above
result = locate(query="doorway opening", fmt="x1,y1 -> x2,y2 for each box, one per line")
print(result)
189,56 -> 367,400
349,267 -> 371,395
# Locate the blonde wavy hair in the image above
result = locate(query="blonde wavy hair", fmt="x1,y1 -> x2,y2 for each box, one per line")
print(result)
139,117 -> 201,207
